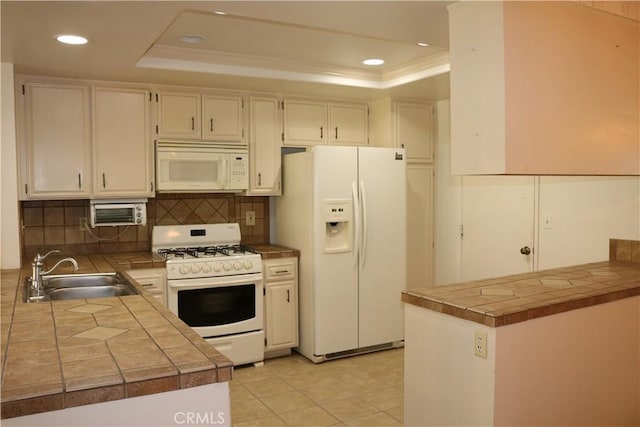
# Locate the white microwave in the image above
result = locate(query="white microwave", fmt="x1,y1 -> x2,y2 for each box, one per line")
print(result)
90,199 -> 147,227
156,141 -> 249,192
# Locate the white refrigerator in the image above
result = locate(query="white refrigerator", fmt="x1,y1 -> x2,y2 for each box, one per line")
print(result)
276,145 -> 406,362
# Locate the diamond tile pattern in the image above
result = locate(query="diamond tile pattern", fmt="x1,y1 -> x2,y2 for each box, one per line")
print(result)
155,198 -> 230,225
73,326 -> 129,340
69,304 -> 112,314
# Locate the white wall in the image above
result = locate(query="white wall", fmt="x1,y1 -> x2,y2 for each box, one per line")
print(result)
537,176 -> 640,270
404,303 -> 496,426
1,63 -> 21,269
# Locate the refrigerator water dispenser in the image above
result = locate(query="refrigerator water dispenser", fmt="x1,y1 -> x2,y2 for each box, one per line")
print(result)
322,200 -> 351,253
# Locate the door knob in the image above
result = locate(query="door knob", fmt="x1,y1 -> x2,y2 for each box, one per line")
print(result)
520,246 -> 532,255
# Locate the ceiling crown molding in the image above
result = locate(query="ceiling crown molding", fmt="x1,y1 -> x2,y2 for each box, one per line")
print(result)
137,45 -> 450,89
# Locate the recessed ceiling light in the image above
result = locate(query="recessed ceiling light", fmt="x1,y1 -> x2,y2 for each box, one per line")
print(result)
417,42 -> 430,47
363,58 -> 385,66
55,34 -> 88,45
180,35 -> 205,44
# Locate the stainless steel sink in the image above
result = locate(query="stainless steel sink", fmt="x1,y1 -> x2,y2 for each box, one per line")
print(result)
24,272 -> 140,302
46,284 -> 136,300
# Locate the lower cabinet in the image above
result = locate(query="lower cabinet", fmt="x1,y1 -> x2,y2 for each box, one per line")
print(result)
126,268 -> 167,306
263,257 -> 299,356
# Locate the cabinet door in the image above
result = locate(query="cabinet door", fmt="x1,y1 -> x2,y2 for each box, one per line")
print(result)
23,82 -> 91,198
248,96 -> 281,195
157,92 -> 201,139
93,87 -> 153,197
283,99 -> 327,146
329,102 -> 368,145
265,281 -> 297,350
407,164 -> 434,288
202,95 -> 244,141
395,102 -> 434,162
263,258 -> 298,351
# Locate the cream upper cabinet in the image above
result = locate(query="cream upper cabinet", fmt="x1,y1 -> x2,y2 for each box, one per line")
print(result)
328,102 -> 368,146
20,81 -> 92,199
369,98 -> 434,162
283,99 -> 327,146
248,96 -> 281,196
448,1 -> 639,175
157,91 -> 245,142
157,92 -> 201,139
203,95 -> 244,141
395,102 -> 434,162
92,87 -> 154,197
263,257 -> 299,352
283,98 -> 369,147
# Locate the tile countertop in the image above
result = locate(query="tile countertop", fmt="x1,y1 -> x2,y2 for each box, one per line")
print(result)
403,261 -> 640,328
250,244 -> 300,259
0,252 -> 233,419
403,238 -> 640,327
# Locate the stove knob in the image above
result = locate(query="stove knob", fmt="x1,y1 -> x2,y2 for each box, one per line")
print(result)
201,263 -> 212,273
223,263 -> 231,271
213,263 -> 222,272
243,261 -> 253,270
179,265 -> 189,275
233,262 -> 242,270
191,264 -> 202,273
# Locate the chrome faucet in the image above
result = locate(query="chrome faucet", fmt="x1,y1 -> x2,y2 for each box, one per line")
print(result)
30,250 -> 79,297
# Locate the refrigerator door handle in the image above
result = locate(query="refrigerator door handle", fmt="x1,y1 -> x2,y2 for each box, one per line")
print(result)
352,181 -> 360,268
359,180 -> 367,268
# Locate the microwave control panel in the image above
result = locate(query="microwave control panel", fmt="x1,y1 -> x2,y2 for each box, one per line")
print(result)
229,154 -> 248,188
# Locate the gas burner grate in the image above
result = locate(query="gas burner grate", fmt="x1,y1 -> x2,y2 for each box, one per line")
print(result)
158,245 -> 257,259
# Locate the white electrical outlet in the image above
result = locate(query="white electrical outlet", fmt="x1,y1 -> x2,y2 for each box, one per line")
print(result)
474,330 -> 488,358
246,211 -> 256,226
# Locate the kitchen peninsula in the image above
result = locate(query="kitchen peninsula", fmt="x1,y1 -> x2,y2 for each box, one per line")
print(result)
403,239 -> 640,426
1,252 -> 233,426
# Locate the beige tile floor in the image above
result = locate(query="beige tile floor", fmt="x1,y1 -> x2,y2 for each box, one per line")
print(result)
230,348 -> 404,426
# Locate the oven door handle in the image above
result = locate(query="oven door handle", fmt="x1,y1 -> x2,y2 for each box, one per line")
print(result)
167,273 -> 263,290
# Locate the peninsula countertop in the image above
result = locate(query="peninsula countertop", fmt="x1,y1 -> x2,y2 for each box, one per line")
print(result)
403,260 -> 640,327
1,252 -> 232,419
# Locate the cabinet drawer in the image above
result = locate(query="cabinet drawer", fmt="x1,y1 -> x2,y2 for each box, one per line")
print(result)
265,262 -> 296,281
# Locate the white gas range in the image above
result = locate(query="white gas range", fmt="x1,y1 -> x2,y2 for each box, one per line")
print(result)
152,223 -> 264,366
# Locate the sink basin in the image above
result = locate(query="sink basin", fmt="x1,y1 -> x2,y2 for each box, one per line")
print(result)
24,272 -> 140,302
43,273 -> 121,289
46,284 -> 136,300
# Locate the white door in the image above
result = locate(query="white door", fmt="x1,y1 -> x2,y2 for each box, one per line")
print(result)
358,147 -> 407,348
461,176 -> 535,281
312,146 -> 359,355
